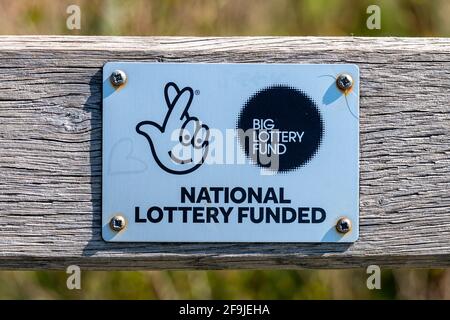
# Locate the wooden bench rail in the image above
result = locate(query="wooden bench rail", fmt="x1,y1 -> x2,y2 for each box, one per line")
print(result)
0,36 -> 449,269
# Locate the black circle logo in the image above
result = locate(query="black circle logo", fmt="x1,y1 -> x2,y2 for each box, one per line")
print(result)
237,85 -> 324,173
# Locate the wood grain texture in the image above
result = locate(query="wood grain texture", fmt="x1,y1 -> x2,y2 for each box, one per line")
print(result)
0,36 -> 449,269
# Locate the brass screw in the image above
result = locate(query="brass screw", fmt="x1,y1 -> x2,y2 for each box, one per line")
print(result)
110,70 -> 127,87
336,74 -> 353,92
336,217 -> 352,234
109,214 -> 126,232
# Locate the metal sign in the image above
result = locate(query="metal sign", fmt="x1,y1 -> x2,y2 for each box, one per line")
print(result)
102,62 -> 359,242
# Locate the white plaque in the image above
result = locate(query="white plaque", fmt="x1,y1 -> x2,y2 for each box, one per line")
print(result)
102,62 -> 359,242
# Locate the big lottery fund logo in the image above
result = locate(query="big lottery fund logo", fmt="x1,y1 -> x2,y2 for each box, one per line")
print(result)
237,85 -> 324,173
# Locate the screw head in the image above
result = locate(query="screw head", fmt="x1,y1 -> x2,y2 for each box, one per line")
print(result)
109,215 -> 126,232
336,74 -> 353,92
110,70 -> 127,87
336,217 -> 352,234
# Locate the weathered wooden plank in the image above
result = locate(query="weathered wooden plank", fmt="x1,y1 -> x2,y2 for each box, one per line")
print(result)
0,36 -> 449,269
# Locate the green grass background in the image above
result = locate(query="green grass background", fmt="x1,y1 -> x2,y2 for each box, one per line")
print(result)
0,0 -> 449,299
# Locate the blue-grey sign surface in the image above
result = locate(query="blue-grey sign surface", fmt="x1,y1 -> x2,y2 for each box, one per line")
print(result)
102,62 -> 359,242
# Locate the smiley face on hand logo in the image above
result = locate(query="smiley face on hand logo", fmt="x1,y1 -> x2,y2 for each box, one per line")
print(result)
136,82 -> 210,175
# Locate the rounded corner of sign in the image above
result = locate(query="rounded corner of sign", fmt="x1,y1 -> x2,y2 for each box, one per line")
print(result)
333,224 -> 359,243
347,64 -> 360,74
101,226 -> 115,243
102,61 -> 120,78
103,61 -> 115,69
344,230 -> 359,243
101,233 -> 112,243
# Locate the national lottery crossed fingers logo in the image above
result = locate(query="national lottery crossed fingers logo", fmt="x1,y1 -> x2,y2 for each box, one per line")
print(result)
136,82 -> 210,175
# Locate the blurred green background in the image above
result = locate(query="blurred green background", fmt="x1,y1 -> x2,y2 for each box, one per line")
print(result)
0,0 -> 449,299
0,0 -> 449,36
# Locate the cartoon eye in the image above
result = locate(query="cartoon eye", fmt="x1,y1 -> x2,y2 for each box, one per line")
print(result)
179,118 -> 198,146
193,124 -> 210,149
179,130 -> 191,146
